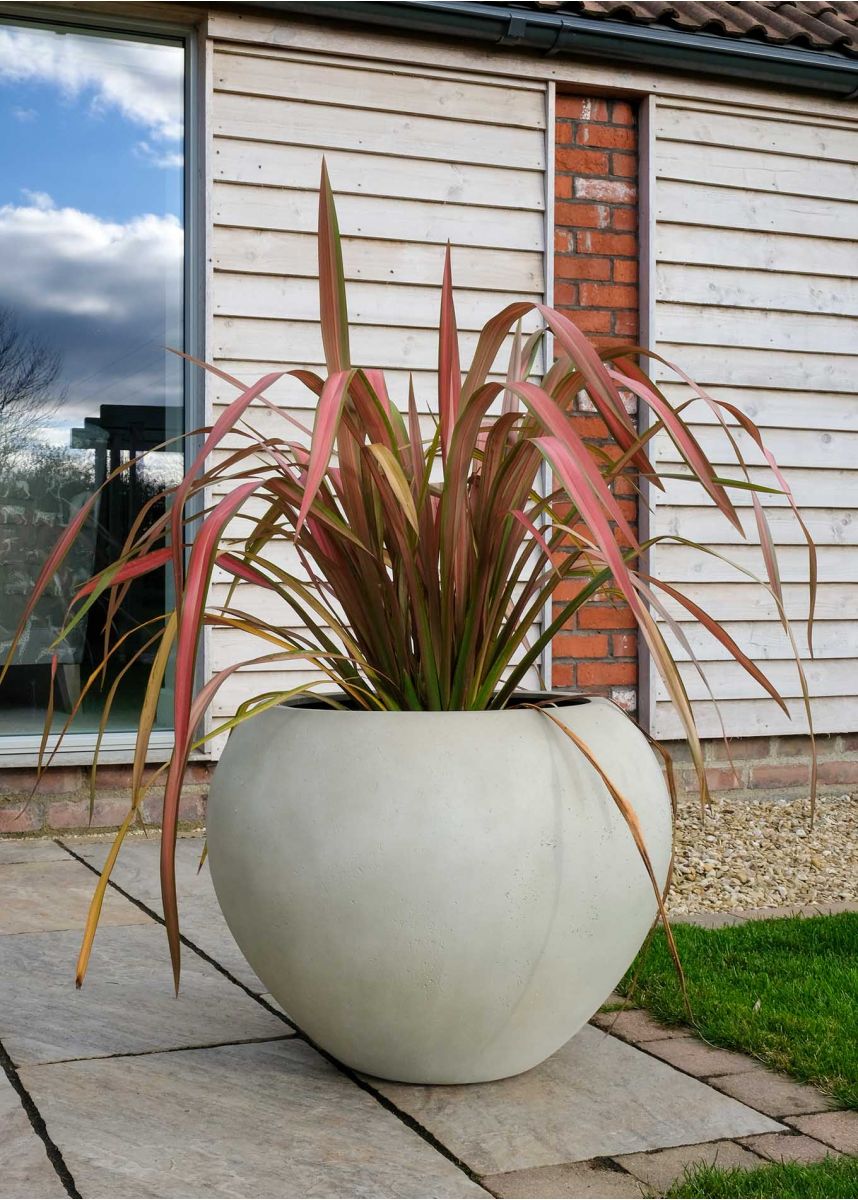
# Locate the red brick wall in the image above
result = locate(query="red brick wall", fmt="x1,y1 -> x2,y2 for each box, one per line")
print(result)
550,94 -> 836,805
552,94 -> 640,713
668,733 -> 858,802
0,763 -> 211,836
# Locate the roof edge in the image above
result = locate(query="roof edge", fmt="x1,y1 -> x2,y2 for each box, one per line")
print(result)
254,1 -> 858,97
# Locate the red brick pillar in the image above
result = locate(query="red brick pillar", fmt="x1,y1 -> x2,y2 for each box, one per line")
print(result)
552,94 -> 639,713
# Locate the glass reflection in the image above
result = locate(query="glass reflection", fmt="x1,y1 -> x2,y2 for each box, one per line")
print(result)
0,22 -> 184,735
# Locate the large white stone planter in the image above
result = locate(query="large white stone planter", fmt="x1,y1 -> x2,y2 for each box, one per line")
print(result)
207,695 -> 673,1084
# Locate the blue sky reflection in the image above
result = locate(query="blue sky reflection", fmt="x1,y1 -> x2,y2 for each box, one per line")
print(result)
0,23 -> 184,436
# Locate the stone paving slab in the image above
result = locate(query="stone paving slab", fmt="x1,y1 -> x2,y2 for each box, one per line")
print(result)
0,839 -> 69,865
370,1024 -> 784,1176
792,1111 -> 858,1155
0,924 -> 289,1066
710,1067 -> 837,1118
66,836 -> 263,991
482,1160 -> 648,1198
739,1131 -> 841,1164
590,1009 -> 692,1042
0,859 -> 151,935
614,1139 -> 762,1193
642,1037 -> 759,1078
0,1070 -> 65,1198
20,1039 -> 489,1199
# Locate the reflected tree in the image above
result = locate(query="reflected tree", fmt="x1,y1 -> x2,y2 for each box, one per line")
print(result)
0,308 -> 65,462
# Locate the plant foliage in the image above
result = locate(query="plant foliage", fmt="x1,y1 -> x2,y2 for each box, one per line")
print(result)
1,163 -> 817,990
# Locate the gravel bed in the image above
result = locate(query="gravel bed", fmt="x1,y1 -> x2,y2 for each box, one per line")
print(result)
666,793 -> 858,915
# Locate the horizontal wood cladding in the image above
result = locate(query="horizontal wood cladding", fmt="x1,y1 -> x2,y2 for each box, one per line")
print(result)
214,139 -> 547,209
207,43 -> 549,731
204,9 -> 858,126
650,96 -> 858,741
212,47 -> 546,128
209,45 -> 547,400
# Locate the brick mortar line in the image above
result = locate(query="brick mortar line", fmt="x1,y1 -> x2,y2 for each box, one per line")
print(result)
0,1036 -> 80,1199
56,838 -> 493,1197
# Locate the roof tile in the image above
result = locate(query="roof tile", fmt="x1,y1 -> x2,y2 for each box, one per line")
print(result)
516,1 -> 858,56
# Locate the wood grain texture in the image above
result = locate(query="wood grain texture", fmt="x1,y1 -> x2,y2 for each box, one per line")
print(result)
207,41 -> 548,727
651,99 -> 858,739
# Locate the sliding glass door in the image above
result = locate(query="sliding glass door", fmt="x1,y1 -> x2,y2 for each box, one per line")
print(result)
0,17 -> 185,737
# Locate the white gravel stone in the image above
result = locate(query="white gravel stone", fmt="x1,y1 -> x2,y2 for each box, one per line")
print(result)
666,793 -> 858,914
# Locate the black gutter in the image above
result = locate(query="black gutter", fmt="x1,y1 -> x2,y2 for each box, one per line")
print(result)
254,1 -> 858,98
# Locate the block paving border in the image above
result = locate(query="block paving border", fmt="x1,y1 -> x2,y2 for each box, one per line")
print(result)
582,985 -> 854,1199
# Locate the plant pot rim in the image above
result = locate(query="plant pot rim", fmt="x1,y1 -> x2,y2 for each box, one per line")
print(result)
278,690 -> 594,713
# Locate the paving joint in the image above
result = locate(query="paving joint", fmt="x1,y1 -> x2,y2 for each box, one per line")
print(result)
55,838 -> 295,1024
24,1033 -> 295,1068
56,837 -> 493,1197
0,1035 -> 80,1199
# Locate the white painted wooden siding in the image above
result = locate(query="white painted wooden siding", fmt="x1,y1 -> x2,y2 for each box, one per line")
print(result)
650,96 -> 858,740
207,42 -> 548,725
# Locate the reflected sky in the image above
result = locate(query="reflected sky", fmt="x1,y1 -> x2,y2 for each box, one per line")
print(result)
0,23 -> 184,439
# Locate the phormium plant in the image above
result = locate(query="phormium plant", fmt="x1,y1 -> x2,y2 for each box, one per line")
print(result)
2,164 -> 816,990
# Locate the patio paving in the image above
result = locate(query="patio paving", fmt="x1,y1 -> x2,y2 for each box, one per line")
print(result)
369,1027 -> 781,1174
0,834 -> 843,1199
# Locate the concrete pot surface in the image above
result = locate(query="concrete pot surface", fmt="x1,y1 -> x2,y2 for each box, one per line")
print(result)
207,696 -> 673,1083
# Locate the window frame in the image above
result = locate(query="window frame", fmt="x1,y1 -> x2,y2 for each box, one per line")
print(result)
0,4 -> 206,766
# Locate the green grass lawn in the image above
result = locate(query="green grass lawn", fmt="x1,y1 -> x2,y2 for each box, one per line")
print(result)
665,1157 -> 858,1199
619,912 -> 858,1108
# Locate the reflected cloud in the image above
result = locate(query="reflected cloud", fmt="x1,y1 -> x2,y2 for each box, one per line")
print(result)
0,194 -> 183,423
135,139 -> 184,170
0,26 -> 182,142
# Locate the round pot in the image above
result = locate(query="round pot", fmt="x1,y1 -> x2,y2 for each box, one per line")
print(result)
207,695 -> 672,1084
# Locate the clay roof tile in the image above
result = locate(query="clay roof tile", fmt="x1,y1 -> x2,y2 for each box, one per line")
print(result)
515,1 -> 858,56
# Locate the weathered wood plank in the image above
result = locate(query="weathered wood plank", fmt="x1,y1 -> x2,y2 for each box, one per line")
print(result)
655,471 -> 856,511
212,228 -> 545,292
209,656 -> 545,714
656,506 -> 858,546
657,264 -> 858,319
213,138 -> 547,210
657,140 -> 858,202
213,182 -> 544,251
655,657 -> 857,702
658,179 -> 858,241
652,424 -> 858,471
656,582 -> 842,622
213,91 -> 545,171
655,384 -> 858,432
214,272 -> 541,331
213,48 -> 546,128
212,316 -> 518,372
652,344 -> 857,393
655,224 -> 858,279
658,303 -> 857,355
209,366 -> 507,412
661,619 -> 848,662
653,695 -> 848,740
658,478 -> 854,518
654,543 -> 848,583
657,95 -> 858,134
656,105 -> 858,164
